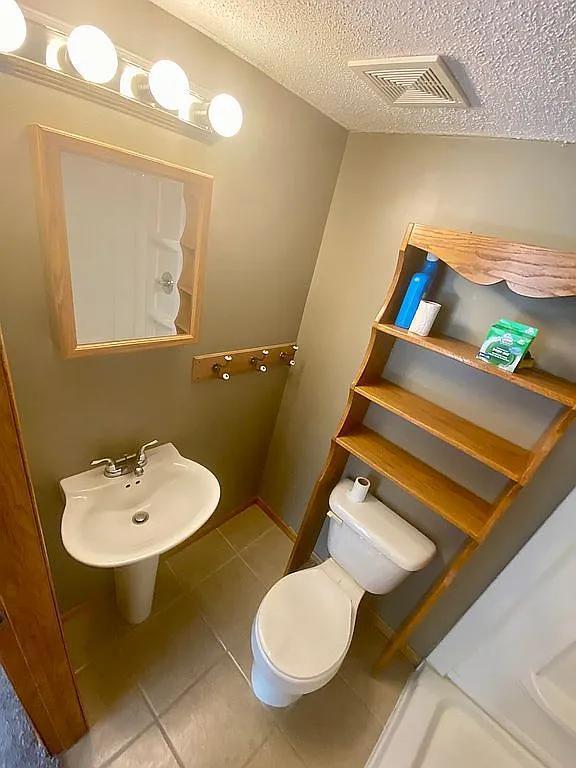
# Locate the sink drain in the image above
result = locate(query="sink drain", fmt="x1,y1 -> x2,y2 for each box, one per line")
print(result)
132,511 -> 149,525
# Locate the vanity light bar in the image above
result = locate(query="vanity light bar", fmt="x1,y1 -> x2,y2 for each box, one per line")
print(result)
0,2 -> 243,140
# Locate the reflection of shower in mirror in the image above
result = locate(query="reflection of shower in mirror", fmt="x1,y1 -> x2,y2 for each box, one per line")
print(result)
60,151 -> 185,344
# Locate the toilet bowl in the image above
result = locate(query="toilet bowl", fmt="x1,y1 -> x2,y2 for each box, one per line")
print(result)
251,558 -> 364,707
251,478 -> 436,707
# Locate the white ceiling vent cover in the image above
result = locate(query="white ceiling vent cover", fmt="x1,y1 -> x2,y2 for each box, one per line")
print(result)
348,55 -> 468,108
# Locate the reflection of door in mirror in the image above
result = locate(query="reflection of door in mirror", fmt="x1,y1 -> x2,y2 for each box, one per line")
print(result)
30,125 -> 213,357
61,152 -> 187,343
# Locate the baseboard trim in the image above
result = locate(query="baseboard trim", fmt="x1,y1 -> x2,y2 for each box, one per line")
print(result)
368,609 -> 420,667
254,496 -> 297,541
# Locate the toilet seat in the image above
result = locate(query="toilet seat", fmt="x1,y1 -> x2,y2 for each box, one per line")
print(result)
254,567 -> 354,682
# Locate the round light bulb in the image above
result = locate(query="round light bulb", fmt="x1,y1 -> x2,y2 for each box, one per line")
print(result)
67,25 -> 118,84
178,92 -> 202,122
148,59 -> 189,111
46,38 -> 66,70
120,64 -> 146,99
0,0 -> 26,53
208,93 -> 243,137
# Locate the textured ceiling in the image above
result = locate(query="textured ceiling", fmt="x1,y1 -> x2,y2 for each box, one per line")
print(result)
149,0 -> 576,142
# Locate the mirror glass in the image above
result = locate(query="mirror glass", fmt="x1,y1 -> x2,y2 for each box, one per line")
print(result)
31,125 -> 213,357
61,152 -> 188,344
61,152 -> 186,344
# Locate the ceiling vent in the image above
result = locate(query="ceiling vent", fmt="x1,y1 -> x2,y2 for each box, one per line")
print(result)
348,55 -> 468,107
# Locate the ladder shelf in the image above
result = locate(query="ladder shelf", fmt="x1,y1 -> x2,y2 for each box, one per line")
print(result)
355,380 -> 530,481
285,223 -> 576,671
336,426 -> 490,540
375,323 -> 576,407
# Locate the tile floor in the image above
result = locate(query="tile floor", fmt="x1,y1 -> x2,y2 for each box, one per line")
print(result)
62,505 -> 413,768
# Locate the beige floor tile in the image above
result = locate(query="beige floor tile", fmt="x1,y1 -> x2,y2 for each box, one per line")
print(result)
167,529 -> 236,589
241,526 -> 293,589
105,725 -> 179,768
339,611 -> 414,724
245,728 -> 305,768
63,569 -> 180,675
66,653 -> 153,768
161,655 -> 273,768
152,561 -> 183,613
218,505 -> 273,551
192,557 -> 266,649
63,595 -> 129,673
127,595 -> 225,714
275,675 -> 382,768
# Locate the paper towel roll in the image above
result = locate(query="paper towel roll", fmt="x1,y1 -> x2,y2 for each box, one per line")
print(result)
348,476 -> 370,503
409,300 -> 441,336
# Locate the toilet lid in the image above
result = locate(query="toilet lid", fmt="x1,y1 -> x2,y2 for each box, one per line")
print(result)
256,568 -> 354,681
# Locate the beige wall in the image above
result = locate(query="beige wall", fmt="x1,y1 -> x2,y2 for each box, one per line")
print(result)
0,0 -> 346,611
261,133 -> 576,657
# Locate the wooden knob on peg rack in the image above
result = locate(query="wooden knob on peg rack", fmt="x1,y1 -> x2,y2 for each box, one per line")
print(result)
280,344 -> 298,366
250,349 -> 269,372
212,354 -> 233,380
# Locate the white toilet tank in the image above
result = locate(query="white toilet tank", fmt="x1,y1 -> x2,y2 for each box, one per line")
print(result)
328,479 -> 436,594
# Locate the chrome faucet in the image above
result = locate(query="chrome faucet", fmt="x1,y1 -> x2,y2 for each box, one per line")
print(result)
134,440 -> 159,476
91,440 -> 159,478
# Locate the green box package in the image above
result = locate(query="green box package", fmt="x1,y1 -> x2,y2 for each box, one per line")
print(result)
477,318 -> 538,373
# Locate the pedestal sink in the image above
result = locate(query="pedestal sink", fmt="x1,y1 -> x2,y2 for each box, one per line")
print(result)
60,443 -> 220,624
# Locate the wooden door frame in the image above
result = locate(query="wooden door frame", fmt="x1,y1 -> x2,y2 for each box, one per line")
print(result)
0,328 -> 86,754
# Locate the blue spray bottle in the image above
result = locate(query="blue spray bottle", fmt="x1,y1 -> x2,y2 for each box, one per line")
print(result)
395,252 -> 439,329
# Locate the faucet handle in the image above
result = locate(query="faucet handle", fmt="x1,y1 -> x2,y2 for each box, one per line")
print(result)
90,457 -> 120,477
136,439 -> 159,466
91,457 -> 116,469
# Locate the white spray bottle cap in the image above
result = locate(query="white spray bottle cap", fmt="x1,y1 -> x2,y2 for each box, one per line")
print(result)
426,251 -> 439,261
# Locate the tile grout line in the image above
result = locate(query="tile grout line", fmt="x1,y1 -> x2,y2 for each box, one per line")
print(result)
235,546 -> 270,585
225,656 -> 276,768
229,524 -> 290,587
88,719 -> 158,768
138,684 -> 187,768
218,519 -> 275,555
136,650 -> 227,729
236,735 -> 269,768
335,668 -> 386,725
226,647 -> 251,685
166,511 -> 277,595
271,715 -> 313,768
166,547 -> 238,591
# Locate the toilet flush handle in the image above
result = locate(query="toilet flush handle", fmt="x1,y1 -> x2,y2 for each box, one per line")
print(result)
327,509 -> 343,525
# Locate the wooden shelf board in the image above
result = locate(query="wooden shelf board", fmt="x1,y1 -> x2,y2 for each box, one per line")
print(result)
355,380 -> 530,481
375,323 -> 576,408
335,425 -> 491,540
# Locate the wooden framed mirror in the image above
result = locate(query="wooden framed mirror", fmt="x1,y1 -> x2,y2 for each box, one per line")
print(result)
30,125 -> 213,357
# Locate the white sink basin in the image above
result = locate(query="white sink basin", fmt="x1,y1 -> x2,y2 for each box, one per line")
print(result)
60,442 -> 220,623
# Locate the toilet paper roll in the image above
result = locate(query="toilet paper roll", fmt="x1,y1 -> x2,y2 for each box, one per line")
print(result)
409,300 -> 441,337
348,476 -> 370,503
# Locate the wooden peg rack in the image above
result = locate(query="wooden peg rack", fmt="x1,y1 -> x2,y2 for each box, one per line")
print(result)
192,342 -> 298,382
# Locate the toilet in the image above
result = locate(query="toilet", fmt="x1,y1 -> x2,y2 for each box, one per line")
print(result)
251,478 -> 436,707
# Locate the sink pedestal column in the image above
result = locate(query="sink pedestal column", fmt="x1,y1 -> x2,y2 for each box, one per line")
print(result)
114,555 -> 159,624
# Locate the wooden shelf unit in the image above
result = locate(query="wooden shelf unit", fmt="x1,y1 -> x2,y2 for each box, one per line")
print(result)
336,426 -> 491,540
375,323 -> 576,407
285,223 -> 576,671
355,380 -> 530,481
